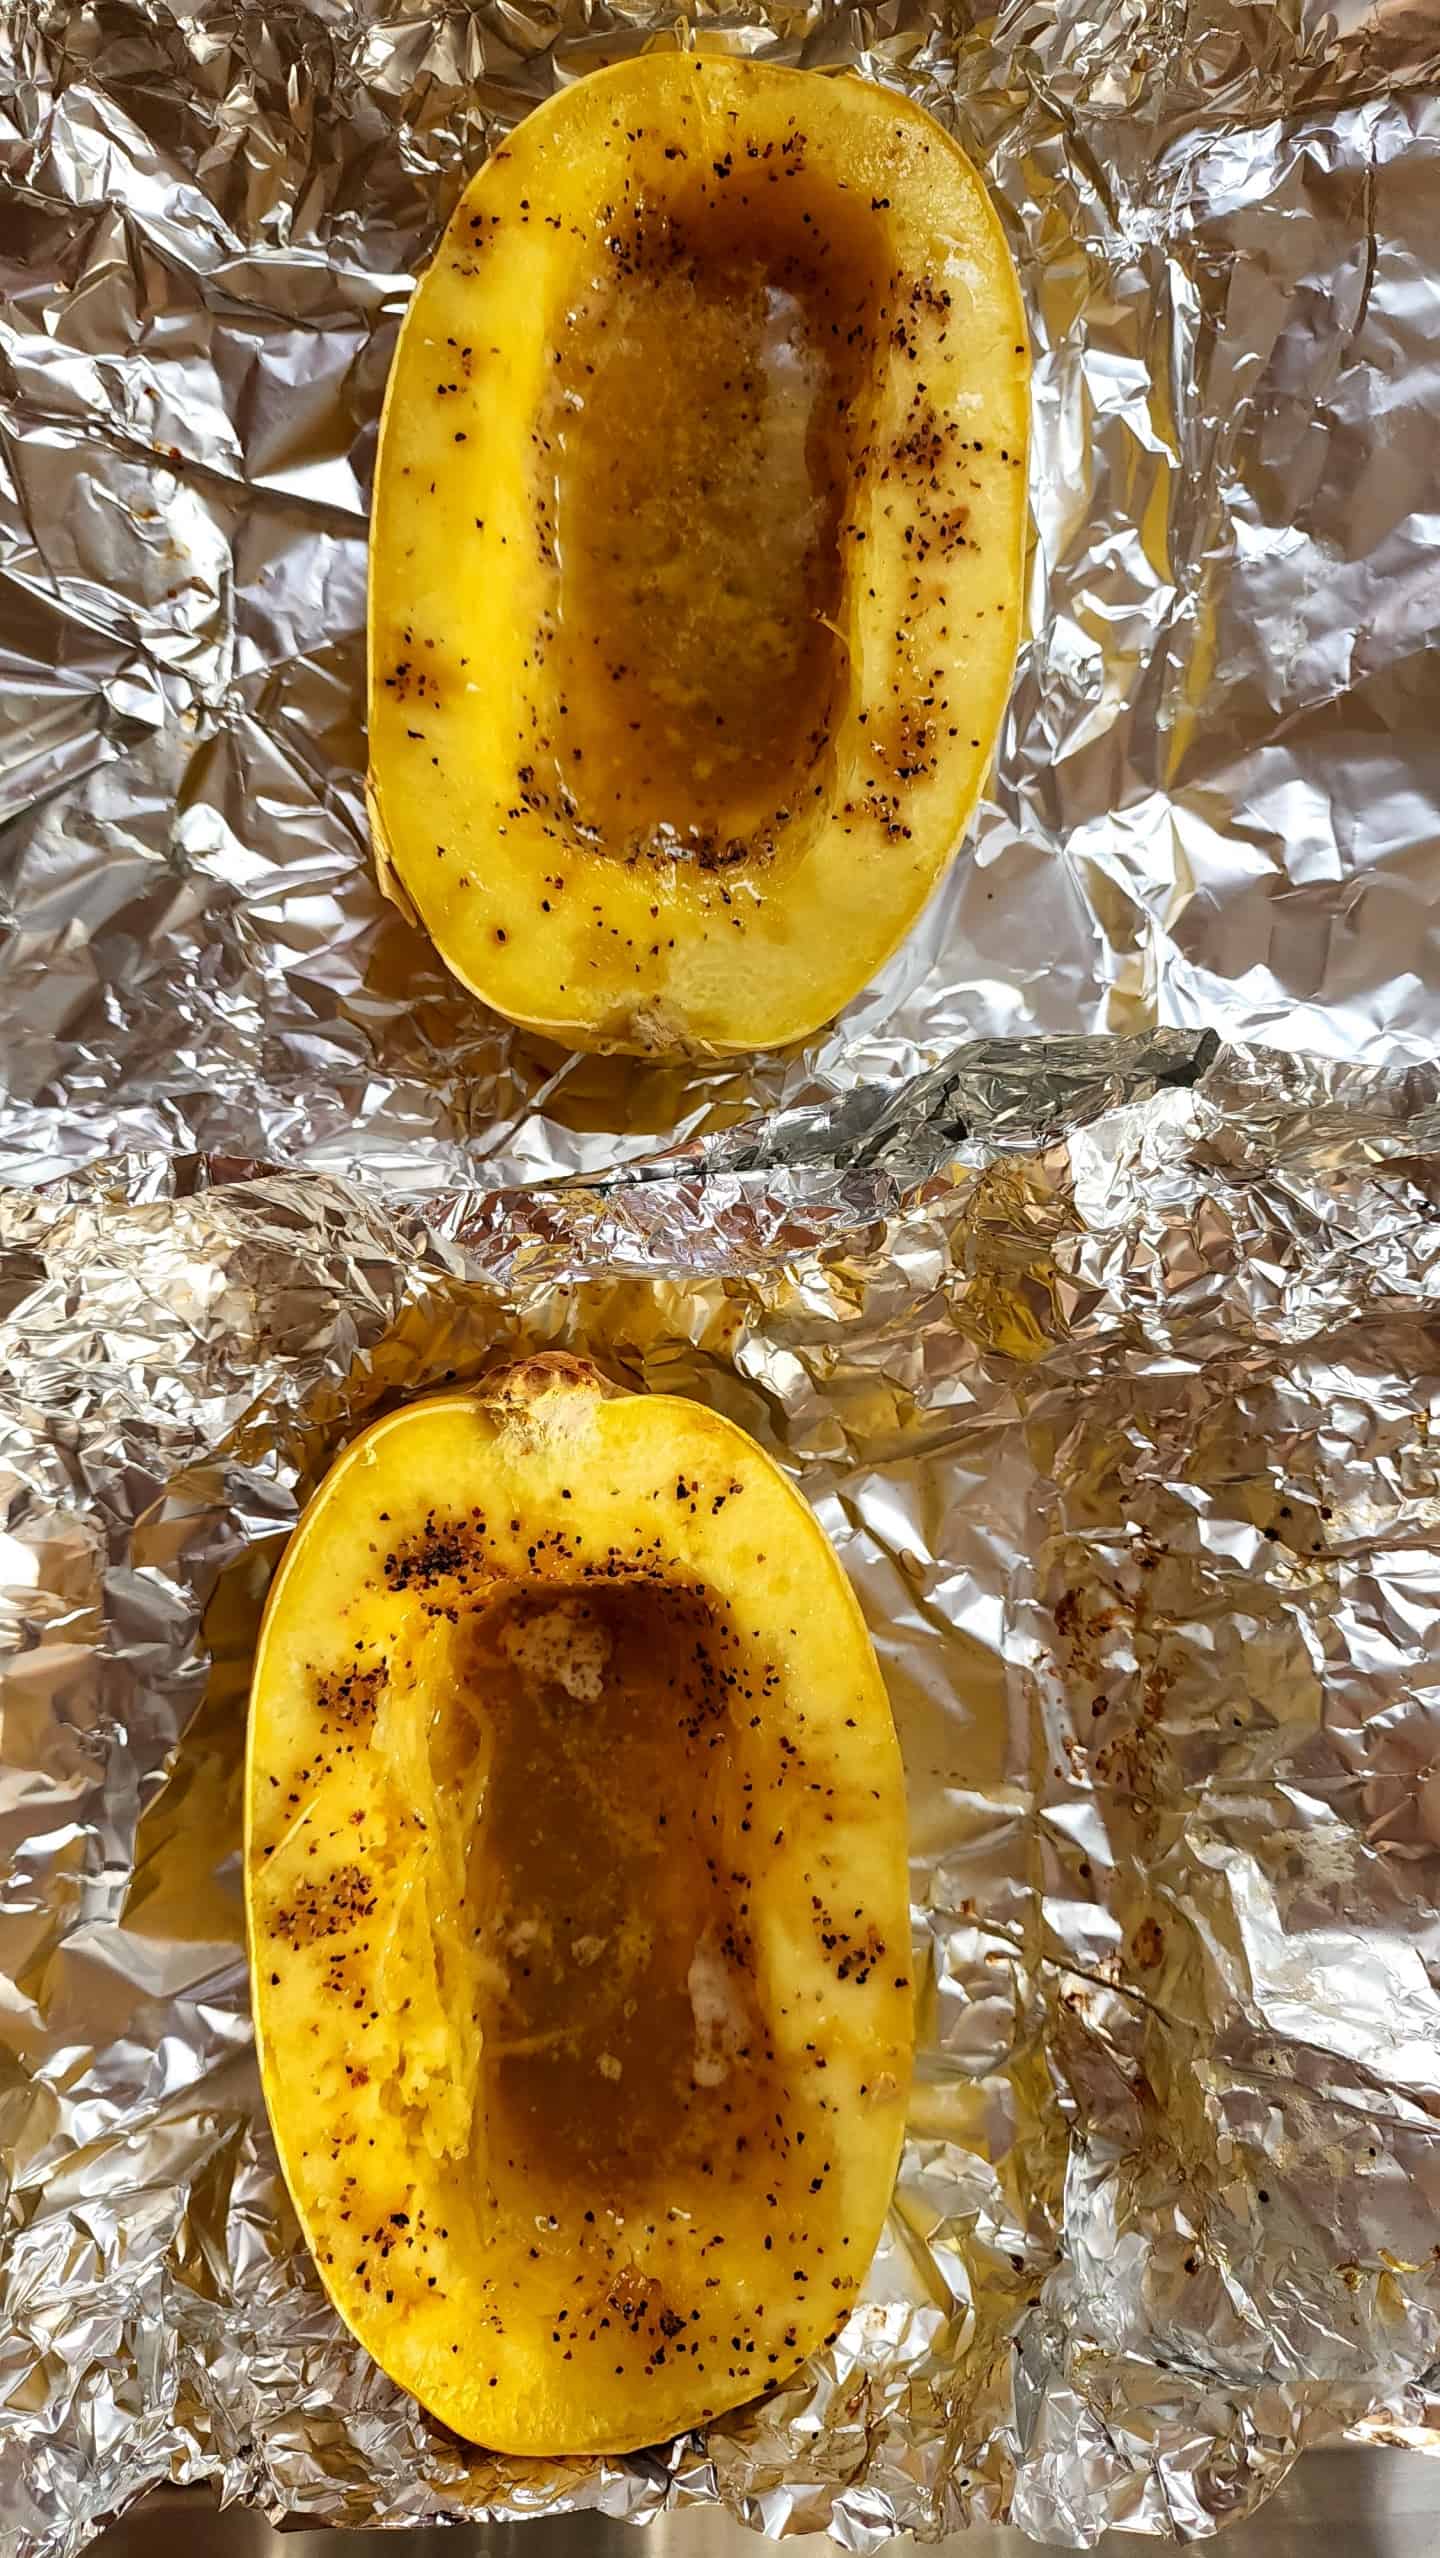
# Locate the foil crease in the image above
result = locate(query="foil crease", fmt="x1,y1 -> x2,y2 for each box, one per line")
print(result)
0,0 -> 1438,1189
7,1036 -> 1440,2549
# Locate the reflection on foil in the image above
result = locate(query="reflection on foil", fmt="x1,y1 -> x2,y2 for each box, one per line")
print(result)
6,1040 -> 1440,2546
0,3 -> 1438,1194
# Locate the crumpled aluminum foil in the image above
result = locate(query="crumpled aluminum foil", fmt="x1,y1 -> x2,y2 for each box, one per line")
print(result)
2,0 -> 1439,1189
5,0 -> 1440,2547
8,1033 -> 1440,2554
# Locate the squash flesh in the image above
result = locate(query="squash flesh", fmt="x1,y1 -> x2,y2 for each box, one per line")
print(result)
368,54 -> 1029,1054
547,160 -> 889,855
246,1362 -> 912,2455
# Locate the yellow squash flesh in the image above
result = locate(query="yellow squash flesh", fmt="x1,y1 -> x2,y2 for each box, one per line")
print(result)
246,1357 -> 912,2454
368,52 -> 1029,1055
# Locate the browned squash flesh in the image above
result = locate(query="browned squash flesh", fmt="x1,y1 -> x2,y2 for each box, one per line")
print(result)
547,167 -> 889,858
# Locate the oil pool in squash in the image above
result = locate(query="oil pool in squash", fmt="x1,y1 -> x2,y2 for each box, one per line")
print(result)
367,52 -> 1029,1056
246,1357 -> 913,2455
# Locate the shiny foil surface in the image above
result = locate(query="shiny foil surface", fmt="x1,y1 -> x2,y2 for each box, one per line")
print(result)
8,1036 -> 1440,2550
4,0 -> 1440,2548
1,0 -> 1438,1186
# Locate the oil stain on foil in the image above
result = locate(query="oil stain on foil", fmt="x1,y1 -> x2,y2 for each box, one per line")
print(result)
5,1041 -> 1440,2545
